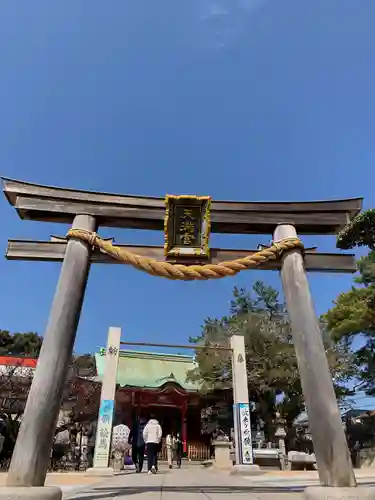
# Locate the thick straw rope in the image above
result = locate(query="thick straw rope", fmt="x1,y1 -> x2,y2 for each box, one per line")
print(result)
66,229 -> 303,281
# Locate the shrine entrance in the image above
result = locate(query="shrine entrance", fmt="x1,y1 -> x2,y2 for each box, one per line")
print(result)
148,407 -> 181,436
2,177 -> 362,489
94,334 -> 245,467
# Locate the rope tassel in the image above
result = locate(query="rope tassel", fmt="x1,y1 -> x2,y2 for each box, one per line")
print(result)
66,229 -> 304,281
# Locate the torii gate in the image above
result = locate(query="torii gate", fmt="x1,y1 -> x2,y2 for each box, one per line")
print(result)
1,178 -> 364,496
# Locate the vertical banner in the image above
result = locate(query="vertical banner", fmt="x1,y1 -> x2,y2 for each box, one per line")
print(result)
93,399 -> 114,468
232,403 -> 240,465
237,402 -> 254,465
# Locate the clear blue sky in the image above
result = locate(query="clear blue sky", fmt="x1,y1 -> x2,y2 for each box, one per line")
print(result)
1,0 -> 375,383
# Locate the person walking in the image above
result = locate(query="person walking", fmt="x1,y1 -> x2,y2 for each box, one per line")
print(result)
129,417 -> 146,473
143,416 -> 162,474
175,432 -> 183,468
86,419 -> 97,468
166,433 -> 175,469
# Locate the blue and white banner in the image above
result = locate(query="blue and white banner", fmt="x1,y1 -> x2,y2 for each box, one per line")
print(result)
94,399 -> 115,467
234,402 -> 254,465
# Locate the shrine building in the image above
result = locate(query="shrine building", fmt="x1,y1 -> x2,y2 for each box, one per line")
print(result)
0,350 -> 218,459
94,348 -> 210,455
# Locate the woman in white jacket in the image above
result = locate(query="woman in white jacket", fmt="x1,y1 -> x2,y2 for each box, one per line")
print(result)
143,417 -> 162,474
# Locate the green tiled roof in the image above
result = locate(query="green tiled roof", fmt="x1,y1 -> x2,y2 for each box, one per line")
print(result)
94,349 -> 199,391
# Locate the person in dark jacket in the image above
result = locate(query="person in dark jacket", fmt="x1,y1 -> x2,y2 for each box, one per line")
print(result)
86,420 -> 97,468
175,432 -> 183,468
128,418 -> 146,473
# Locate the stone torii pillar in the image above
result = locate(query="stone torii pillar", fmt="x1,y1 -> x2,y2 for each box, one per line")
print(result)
6,214 -> 96,488
273,225 -> 369,499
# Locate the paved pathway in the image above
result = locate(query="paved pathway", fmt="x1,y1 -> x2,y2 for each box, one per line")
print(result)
64,466 -> 306,500
0,471 -> 102,498
64,466 -> 375,500
2,466 -> 375,498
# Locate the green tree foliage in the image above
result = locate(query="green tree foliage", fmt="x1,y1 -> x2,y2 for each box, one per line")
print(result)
325,209 -> 375,395
0,330 -> 42,357
337,209 -> 375,250
188,281 -> 355,437
0,331 -> 12,355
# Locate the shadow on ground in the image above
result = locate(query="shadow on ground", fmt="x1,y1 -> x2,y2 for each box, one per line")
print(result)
69,485 -> 311,499
68,481 -> 375,500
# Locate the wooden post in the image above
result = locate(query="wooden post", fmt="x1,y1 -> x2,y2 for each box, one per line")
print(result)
274,224 -> 356,487
89,326 -> 121,473
231,335 -> 251,465
181,401 -> 187,455
230,335 -> 260,474
7,214 -> 96,487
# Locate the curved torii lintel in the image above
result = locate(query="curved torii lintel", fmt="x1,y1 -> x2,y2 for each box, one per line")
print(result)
1,177 -> 363,234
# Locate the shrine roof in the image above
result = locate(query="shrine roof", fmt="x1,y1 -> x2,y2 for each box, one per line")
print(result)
94,349 -> 199,391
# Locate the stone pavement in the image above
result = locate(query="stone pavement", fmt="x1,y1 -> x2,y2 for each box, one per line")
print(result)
0,472 -> 103,498
63,465 -> 375,500
64,467 -> 300,499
